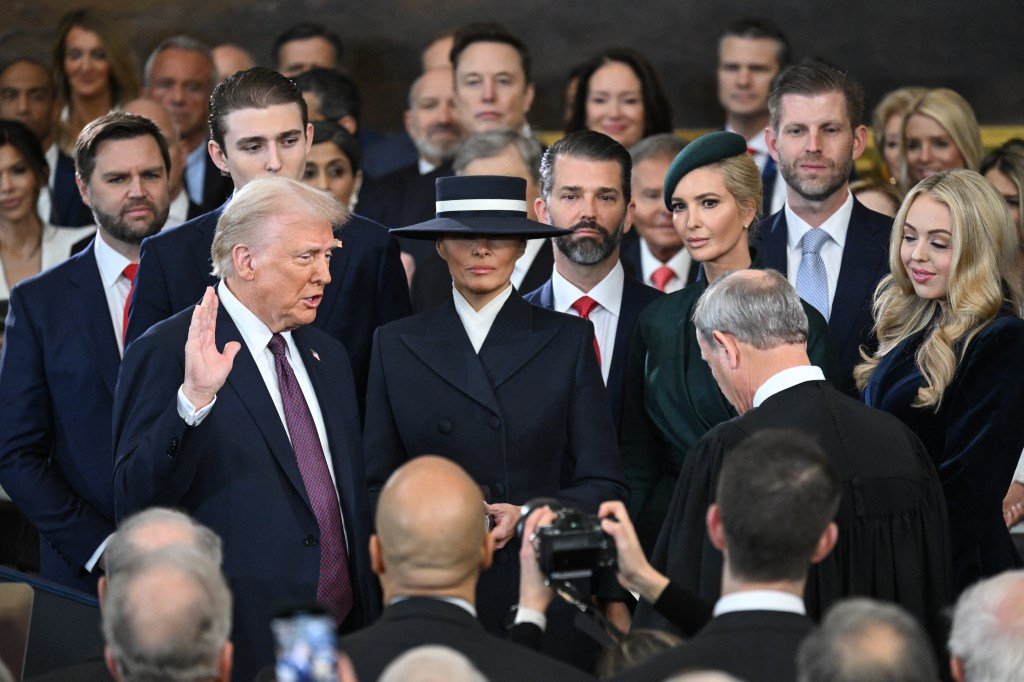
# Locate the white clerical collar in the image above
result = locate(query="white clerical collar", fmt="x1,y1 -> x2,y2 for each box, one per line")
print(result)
785,191 -> 854,251
752,365 -> 826,408
418,157 -> 439,175
451,283 -> 514,353
551,261 -> 624,317
93,228 -> 133,289
638,238 -> 691,283
216,280 -> 296,362
389,595 -> 477,617
713,590 -> 806,617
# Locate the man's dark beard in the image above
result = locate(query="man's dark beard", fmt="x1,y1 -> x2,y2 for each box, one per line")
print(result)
779,152 -> 854,203
91,198 -> 168,245
554,218 -> 624,265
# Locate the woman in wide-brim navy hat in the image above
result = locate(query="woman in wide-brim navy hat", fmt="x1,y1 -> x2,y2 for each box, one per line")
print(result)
362,174 -> 628,644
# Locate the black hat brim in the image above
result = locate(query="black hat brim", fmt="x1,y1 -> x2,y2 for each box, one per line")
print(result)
390,215 -> 572,240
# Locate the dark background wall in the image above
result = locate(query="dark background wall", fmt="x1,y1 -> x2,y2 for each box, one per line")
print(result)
4,0 -> 1023,133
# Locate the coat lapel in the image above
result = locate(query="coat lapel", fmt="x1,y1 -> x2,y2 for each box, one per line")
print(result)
401,300 -> 502,414
65,244 -> 121,397
756,210 -> 789,275
216,304 -> 312,508
478,292 -> 558,389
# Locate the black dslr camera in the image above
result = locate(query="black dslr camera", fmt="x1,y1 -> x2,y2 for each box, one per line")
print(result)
519,498 -> 616,581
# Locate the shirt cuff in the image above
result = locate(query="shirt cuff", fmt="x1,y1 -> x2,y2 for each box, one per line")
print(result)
85,535 -> 112,573
177,386 -> 216,426
513,606 -> 547,631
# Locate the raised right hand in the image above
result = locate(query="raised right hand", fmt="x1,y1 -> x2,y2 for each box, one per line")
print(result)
183,287 -> 241,410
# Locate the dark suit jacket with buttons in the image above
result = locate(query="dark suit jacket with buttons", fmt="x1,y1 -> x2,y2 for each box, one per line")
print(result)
125,203 -> 412,405
755,198 -> 892,391
340,597 -> 595,682
612,610 -> 814,682
362,291 -> 627,643
523,271 -> 663,435
112,302 -> 380,681
0,242 -> 118,594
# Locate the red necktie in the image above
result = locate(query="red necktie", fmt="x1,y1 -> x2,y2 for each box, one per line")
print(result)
651,265 -> 675,292
267,334 -> 354,622
571,295 -> 602,366
121,263 -> 139,343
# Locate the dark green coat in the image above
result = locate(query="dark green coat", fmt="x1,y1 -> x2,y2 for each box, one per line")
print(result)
620,262 -> 840,550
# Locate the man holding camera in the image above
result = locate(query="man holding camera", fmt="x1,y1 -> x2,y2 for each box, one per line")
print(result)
340,456 -> 591,682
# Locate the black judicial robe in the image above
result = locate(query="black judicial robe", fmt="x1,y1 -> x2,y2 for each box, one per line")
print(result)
633,380 -> 952,642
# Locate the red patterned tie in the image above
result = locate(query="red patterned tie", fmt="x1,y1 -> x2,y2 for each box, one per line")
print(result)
267,334 -> 353,623
651,265 -> 675,292
121,263 -> 139,343
571,295 -> 602,366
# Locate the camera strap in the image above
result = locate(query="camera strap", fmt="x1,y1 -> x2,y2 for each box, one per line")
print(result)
550,580 -> 625,649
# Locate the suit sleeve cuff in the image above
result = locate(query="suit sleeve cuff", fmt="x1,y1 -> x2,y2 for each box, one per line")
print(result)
177,386 -> 216,426
513,606 -> 547,631
85,535 -> 112,573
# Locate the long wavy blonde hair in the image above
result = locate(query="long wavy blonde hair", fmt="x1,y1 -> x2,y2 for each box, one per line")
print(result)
855,170 -> 1019,409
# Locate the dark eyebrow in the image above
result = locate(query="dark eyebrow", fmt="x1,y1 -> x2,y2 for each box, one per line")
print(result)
234,135 -> 267,148
275,129 -> 303,141
694,192 -> 721,200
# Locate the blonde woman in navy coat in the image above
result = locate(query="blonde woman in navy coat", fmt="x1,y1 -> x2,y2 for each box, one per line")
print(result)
363,175 -> 627,662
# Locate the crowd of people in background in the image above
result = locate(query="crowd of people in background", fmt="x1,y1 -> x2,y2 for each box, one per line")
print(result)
1,8 -> 1024,682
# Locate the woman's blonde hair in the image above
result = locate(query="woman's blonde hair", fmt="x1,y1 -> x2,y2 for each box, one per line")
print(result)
53,8 -> 140,109
855,169 -> 1019,409
898,88 -> 982,194
871,86 -> 927,180
707,152 -> 762,240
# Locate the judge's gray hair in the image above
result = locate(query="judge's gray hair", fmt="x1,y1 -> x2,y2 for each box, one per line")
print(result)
948,570 -> 1024,681
379,646 -> 488,682
211,176 -> 347,278
105,508 -> 223,578
692,269 -> 808,349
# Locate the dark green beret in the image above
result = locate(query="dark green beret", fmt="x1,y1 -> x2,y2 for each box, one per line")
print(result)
662,131 -> 749,210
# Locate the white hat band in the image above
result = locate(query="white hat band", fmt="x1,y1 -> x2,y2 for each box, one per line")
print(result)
435,199 -> 528,213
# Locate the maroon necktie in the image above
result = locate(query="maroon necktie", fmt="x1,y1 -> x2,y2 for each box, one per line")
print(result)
121,263 -> 139,343
267,333 -> 353,623
651,265 -> 675,292
571,295 -> 602,366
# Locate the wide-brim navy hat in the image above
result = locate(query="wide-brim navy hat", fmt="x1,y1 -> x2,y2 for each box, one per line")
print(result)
390,175 -> 572,240
663,131 -> 749,210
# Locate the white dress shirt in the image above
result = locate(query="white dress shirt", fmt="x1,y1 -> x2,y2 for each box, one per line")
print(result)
511,239 -> 547,290
164,190 -> 191,229
451,283 -> 514,353
784,192 -> 855,309
417,157 -> 439,175
390,595 -> 477,617
713,590 -> 806,617
92,229 -> 135,356
550,262 -> 623,383
35,142 -> 61,224
639,238 -> 691,294
752,365 -> 827,408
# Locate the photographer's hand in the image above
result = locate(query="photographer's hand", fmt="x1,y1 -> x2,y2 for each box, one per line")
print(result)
599,501 -> 670,604
518,506 -> 558,615
486,502 -> 522,550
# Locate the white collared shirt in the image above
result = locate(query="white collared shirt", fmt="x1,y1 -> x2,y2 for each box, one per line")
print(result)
164,189 -> 191,229
418,157 -> 438,175
551,262 -> 623,383
639,238 -> 691,294
713,590 -> 806,617
389,595 -> 477,617
784,192 -> 855,308
511,239 -> 547,290
36,142 -> 61,224
752,365 -> 826,408
451,283 -> 514,353
92,229 -> 134,356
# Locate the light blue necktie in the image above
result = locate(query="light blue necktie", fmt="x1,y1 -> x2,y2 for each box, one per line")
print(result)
797,228 -> 831,320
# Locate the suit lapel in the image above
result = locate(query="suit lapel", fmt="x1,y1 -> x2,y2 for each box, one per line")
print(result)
520,241 -> 554,293
534,280 -> 555,310
216,305 -> 312,508
401,301 -> 501,414
64,244 -> 120,397
610,277 -> 643,387
478,292 -> 558,389
756,210 -> 789,275
829,200 -> 888,346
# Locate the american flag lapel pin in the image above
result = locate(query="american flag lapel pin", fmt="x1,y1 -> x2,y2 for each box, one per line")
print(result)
311,349 -> 321,362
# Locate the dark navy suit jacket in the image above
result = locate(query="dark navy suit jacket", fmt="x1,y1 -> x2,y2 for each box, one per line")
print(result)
113,302 -> 380,681
50,150 -> 93,227
755,198 -> 892,389
0,242 -> 117,593
125,202 -> 412,404
523,270 -> 663,435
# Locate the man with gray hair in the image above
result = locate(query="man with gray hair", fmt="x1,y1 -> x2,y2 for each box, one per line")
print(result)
797,598 -> 939,682
102,545 -> 233,682
113,177 -> 379,680
948,569 -> 1024,681
410,129 -> 550,311
144,35 -> 231,214
633,269 -> 951,647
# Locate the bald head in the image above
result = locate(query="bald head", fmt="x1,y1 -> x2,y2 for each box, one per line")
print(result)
105,508 -> 223,580
374,456 -> 490,595
123,97 -> 185,197
212,44 -> 254,84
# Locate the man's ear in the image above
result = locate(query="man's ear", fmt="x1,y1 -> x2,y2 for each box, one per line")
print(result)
809,522 -> 838,565
208,140 -> 230,175
232,244 -> 256,281
402,109 -> 415,138
522,82 -> 536,116
706,503 -> 726,552
75,173 -> 92,207
97,575 -> 107,608
765,125 -> 779,163
711,330 -> 741,370
851,124 -> 868,161
104,647 -> 120,681
304,122 -> 315,154
949,656 -> 965,682
534,197 -> 551,225
622,200 -> 636,235
480,530 -> 495,571
369,534 -> 384,577
219,641 -> 233,682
